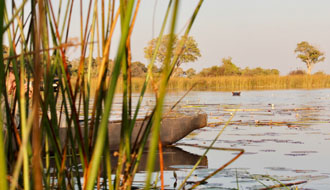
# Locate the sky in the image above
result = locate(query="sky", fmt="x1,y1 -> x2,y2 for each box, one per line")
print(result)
7,0 -> 330,75
126,0 -> 330,75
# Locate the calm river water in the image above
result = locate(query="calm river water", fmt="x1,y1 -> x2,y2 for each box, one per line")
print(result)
125,89 -> 330,189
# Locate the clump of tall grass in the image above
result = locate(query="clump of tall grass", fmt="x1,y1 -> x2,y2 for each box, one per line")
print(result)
83,74 -> 330,94
0,0 -> 214,189
163,75 -> 330,91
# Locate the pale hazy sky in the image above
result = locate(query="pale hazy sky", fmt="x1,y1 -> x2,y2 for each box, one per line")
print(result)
11,0 -> 330,75
127,0 -> 330,75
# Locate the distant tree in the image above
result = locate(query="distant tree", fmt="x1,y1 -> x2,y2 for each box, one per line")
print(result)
294,41 -> 325,75
288,69 -> 306,75
131,61 -> 147,77
144,34 -> 201,67
313,71 -> 326,76
222,57 -> 241,76
173,67 -> 185,77
198,57 -> 279,77
68,57 -> 109,77
198,57 -> 240,77
185,68 -> 196,78
269,69 -> 280,75
241,67 -> 280,76
199,66 -> 224,77
151,64 -> 161,73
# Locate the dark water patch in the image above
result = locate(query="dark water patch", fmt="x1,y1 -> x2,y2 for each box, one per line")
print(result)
301,175 -> 329,181
264,167 -> 292,171
266,167 -> 317,174
285,153 -> 308,156
291,151 -> 318,154
259,149 -> 276,152
195,186 -> 232,190
218,138 -> 304,145
186,180 -> 208,185
227,132 -> 282,137
293,169 -> 318,174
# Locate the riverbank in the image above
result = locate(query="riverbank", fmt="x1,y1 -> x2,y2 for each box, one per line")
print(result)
102,75 -> 330,92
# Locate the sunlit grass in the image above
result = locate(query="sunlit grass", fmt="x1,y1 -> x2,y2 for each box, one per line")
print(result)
86,75 -> 330,93
123,75 -> 330,92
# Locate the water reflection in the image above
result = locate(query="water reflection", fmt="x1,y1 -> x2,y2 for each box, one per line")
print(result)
110,146 -> 208,172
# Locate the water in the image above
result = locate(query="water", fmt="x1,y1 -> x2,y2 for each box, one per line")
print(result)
131,89 -> 330,189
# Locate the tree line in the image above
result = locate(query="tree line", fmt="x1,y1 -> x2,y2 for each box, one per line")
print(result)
63,36 -> 326,78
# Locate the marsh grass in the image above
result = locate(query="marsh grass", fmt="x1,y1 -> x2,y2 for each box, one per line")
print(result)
120,75 -> 330,92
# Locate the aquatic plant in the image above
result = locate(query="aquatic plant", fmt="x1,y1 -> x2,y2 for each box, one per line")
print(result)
0,0 -> 207,189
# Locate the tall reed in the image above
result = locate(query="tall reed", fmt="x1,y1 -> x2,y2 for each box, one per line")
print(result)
0,1 -> 206,189
0,0 -> 8,188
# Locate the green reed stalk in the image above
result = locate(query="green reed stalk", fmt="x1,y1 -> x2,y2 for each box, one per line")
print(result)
85,1 -> 136,189
50,1 -> 90,172
2,1 -> 207,189
144,1 -> 179,189
88,8 -> 119,151
114,2 -> 142,188
0,0 -> 8,189
3,0 -> 28,32
105,144 -> 114,190
129,1 -> 173,185
16,11 -> 29,190
44,6 -> 83,186
59,0 -> 71,40
10,116 -> 34,190
41,3 -> 59,183
115,0 -> 136,187
168,0 -> 204,81
124,0 -> 143,171
4,6 -> 32,189
129,0 -> 172,137
84,0 -> 98,159
56,0 -> 62,24
106,0 -> 115,42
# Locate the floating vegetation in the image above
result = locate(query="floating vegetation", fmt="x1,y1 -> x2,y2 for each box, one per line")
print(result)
291,151 -> 318,154
292,169 -> 318,174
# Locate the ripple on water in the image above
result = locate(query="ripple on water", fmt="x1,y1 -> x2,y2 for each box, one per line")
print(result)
264,167 -> 292,171
284,153 -> 308,156
259,149 -> 276,152
293,169 -> 318,174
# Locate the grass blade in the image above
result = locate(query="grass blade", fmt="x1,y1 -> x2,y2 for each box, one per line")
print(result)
145,1 -> 179,188
85,1 -> 136,189
0,0 -> 8,188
